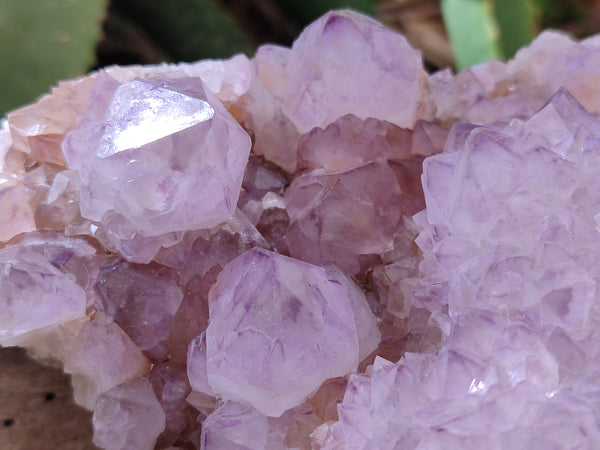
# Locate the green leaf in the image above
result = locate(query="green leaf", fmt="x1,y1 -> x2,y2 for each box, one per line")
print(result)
113,0 -> 254,62
272,0 -> 377,30
0,0 -> 107,115
494,0 -> 536,59
441,0 -> 502,70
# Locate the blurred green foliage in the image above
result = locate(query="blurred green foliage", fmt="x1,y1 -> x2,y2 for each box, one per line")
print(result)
275,0 -> 376,30
441,0 -> 502,69
114,0 -> 253,61
0,0 -> 106,115
441,0 -> 537,70
494,0 -> 536,59
0,0 -> 598,116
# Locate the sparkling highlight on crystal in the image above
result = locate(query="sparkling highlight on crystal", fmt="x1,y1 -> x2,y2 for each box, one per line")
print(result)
97,81 -> 215,158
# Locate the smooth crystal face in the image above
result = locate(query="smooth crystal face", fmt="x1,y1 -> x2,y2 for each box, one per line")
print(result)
201,401 -> 269,449
63,76 -> 251,238
95,260 -> 184,361
189,248 -> 380,417
285,162 -> 408,274
97,81 -> 215,158
64,320 -> 150,409
93,377 -> 166,450
0,245 -> 86,345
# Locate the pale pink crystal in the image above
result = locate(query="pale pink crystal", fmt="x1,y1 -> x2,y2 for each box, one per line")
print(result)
0,186 -> 36,241
93,377 -> 166,450
297,114 -> 413,172
0,244 -> 87,345
240,46 -> 300,173
104,53 -> 252,105
7,76 -> 95,167
309,377 -> 347,422
64,320 -> 150,409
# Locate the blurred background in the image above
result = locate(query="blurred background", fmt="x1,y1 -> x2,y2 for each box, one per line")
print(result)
2,0 -> 600,116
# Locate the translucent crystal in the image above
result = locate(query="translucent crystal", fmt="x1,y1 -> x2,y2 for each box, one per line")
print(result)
63,74 -> 251,238
93,377 -> 166,450
284,10 -> 424,133
189,248 -> 380,417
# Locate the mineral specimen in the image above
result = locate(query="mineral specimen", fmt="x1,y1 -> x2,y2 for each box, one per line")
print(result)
4,7 -> 600,450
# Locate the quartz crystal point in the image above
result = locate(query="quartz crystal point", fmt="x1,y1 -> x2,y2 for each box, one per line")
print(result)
64,320 -> 151,409
104,53 -> 252,105
93,377 -> 166,450
7,77 -> 95,166
201,401 -> 270,450
297,114 -> 413,172
429,30 -> 600,125
240,45 -> 301,173
62,73 -> 251,239
284,10 -> 424,132
201,400 -> 319,450
189,248 -> 380,417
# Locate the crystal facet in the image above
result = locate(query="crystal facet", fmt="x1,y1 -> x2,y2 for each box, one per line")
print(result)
189,248 -> 379,417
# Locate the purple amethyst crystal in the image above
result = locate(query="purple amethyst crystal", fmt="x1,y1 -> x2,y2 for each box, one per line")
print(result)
63,74 -> 251,239
188,248 -> 379,417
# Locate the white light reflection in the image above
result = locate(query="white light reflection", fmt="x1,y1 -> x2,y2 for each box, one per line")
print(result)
97,81 -> 214,158
468,378 -> 488,395
545,389 -> 557,399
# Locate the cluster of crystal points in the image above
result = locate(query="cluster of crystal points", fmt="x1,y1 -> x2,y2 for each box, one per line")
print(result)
4,8 -> 600,449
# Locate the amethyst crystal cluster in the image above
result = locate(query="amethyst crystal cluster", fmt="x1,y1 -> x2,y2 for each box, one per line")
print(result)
2,8 -> 600,449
